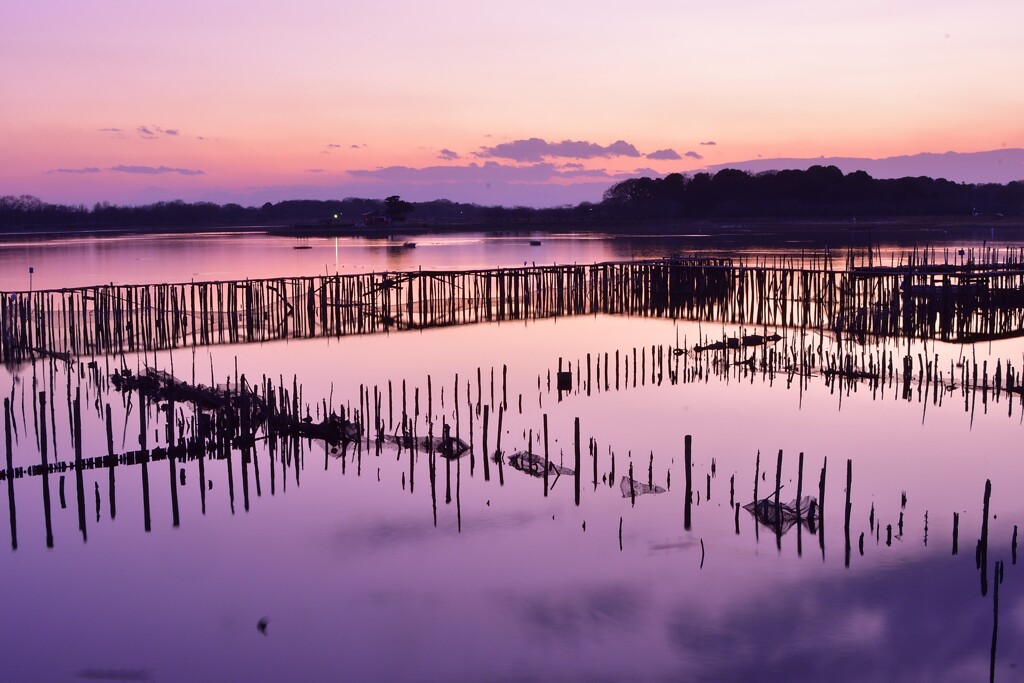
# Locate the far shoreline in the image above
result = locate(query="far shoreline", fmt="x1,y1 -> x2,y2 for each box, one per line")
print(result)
2,215 -> 1023,249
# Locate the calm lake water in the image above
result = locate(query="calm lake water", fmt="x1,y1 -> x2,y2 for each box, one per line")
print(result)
1,230 -> 1022,681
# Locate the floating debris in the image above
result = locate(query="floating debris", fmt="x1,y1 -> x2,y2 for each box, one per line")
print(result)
112,368 -> 260,413
381,433 -> 469,459
619,475 -> 666,498
507,451 -> 573,478
694,334 -> 782,353
111,368 -> 361,446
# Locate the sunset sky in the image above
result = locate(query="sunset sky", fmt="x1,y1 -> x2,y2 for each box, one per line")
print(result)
2,0 -> 1022,207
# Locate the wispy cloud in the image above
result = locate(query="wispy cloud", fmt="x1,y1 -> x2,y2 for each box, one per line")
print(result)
437,148 -> 460,161
46,167 -> 102,174
350,161 -> 558,183
700,141 -> 717,146
46,165 -> 204,176
305,168 -> 326,173
476,138 -> 642,162
110,165 -> 204,176
326,144 -> 341,149
559,168 -> 613,179
684,151 -> 704,160
137,125 -> 180,139
647,148 -> 682,160
99,128 -> 122,133
348,160 -> 646,184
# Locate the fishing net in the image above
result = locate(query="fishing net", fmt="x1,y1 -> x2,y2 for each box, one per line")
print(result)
743,495 -> 816,533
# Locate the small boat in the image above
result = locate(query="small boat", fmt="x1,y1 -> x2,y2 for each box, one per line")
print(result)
293,245 -> 313,250
529,240 -> 542,246
403,242 -> 416,249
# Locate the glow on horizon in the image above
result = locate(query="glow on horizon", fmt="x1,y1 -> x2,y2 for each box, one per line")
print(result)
1,0 -> 1022,206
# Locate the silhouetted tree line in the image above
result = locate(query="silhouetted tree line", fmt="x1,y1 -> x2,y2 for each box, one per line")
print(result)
600,166 -> 1024,219
0,195 -> 505,231
2,166 -> 1022,231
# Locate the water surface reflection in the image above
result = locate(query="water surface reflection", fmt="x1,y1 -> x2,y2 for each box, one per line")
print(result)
0,234 -> 1022,680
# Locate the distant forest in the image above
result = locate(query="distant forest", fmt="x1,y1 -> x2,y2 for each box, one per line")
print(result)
2,165 -> 1022,231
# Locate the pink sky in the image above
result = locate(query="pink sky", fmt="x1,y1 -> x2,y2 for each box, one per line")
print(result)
2,0 -> 1023,207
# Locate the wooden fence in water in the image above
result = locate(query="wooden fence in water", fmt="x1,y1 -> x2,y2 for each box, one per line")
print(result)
4,254 -> 1024,363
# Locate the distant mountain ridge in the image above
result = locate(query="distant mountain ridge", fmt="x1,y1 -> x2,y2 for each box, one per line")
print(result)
706,149 -> 1024,185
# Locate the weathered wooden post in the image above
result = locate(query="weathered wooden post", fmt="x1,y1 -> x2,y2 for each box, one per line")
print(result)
844,458 -> 852,568
953,512 -> 960,555
684,435 -> 692,531
39,392 -> 53,548
5,398 -> 18,550
574,417 -> 581,506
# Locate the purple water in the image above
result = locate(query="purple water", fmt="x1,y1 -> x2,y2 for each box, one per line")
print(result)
0,231 -> 1021,681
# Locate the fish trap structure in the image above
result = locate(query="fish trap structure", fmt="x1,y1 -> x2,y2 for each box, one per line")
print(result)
5,250 -> 1024,363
